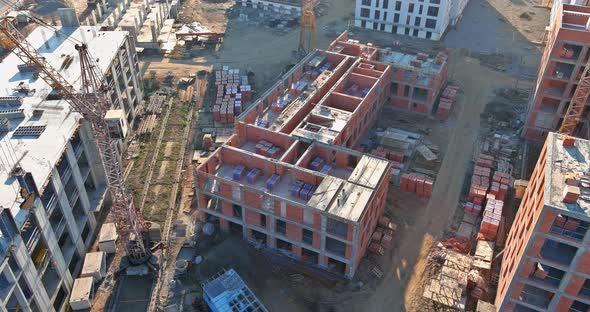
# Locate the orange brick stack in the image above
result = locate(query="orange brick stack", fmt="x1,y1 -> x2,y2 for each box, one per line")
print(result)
469,154 -> 494,206
479,198 -> 503,240
490,172 -> 511,201
463,202 -> 482,216
371,147 -> 405,162
369,217 -> 397,256
214,67 -> 245,124
255,140 -> 282,159
436,85 -> 459,119
401,173 -> 434,197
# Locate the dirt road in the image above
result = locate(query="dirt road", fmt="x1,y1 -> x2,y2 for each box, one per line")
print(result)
345,53 -> 525,312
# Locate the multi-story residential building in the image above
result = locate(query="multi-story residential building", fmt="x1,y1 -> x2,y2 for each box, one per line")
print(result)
328,32 -> 449,114
0,24 -> 142,311
354,0 -> 470,40
496,132 -> 590,311
524,4 -> 590,141
196,36 -> 394,278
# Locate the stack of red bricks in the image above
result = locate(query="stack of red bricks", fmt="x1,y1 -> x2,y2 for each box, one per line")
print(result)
436,85 -> 459,119
400,173 -> 434,197
369,216 -> 397,256
214,67 -> 245,124
469,154 -> 494,206
255,140 -> 282,159
479,198 -> 503,240
371,147 -> 404,169
489,172 -> 511,201
463,202 -> 482,216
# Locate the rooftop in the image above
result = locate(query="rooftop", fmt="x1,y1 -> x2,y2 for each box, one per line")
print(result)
202,269 -> 268,312
546,132 -> 590,218
0,26 -> 126,214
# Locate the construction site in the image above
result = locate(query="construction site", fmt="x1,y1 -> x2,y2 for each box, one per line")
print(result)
1,0 -> 590,311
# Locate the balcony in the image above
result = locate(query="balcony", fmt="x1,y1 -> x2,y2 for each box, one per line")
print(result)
59,233 -> 76,264
518,284 -> 554,309
41,186 -> 58,216
0,271 -> 14,302
57,160 -> 72,185
21,216 -> 40,253
552,62 -> 575,80
550,215 -> 588,241
539,239 -> 577,267
41,265 -> 60,300
529,263 -> 564,288
570,300 -> 590,312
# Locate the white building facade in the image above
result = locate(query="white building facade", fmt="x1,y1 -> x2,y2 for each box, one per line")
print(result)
0,24 -> 143,311
354,0 -> 469,40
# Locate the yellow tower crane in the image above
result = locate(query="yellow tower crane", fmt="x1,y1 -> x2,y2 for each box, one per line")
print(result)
298,0 -> 315,55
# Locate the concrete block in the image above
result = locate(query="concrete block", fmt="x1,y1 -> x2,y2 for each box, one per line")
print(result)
81,251 -> 107,282
98,223 -> 118,254
70,277 -> 94,310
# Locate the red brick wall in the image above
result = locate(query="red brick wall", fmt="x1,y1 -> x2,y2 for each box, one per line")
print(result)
496,140 -> 548,307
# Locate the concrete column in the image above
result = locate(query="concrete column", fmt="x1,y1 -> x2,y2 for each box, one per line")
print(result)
65,143 -> 91,214
89,12 -> 97,26
14,240 -> 51,311
348,224 -> 360,277
319,215 -> 327,267
50,168 -> 82,253
34,198 -> 72,293
267,214 -> 276,248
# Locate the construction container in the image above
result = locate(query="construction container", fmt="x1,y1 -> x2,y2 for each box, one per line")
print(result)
81,251 -> 107,282
98,223 -> 118,254
70,277 -> 94,310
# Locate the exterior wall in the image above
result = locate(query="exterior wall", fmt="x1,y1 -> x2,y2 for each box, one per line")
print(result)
354,0 -> 464,40
496,135 -> 590,311
235,0 -> 303,15
0,126 -> 106,312
524,4 -> 590,141
105,34 -> 144,127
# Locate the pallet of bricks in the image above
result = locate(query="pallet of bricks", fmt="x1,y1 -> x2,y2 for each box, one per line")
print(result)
369,216 -> 397,256
213,66 -> 253,124
371,146 -> 405,167
399,172 -> 434,197
436,85 -> 459,119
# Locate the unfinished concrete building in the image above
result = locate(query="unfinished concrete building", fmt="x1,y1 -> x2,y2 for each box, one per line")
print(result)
328,32 -> 448,114
524,4 -> 590,141
235,0 -> 308,16
196,43 -> 393,278
496,132 -> 590,311
0,24 -> 142,311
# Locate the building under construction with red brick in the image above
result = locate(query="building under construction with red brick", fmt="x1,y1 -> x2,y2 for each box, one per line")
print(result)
524,4 -> 590,141
195,32 -> 449,278
496,132 -> 590,311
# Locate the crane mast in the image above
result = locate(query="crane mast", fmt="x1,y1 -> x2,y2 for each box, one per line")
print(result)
298,0 -> 315,54
0,18 -> 150,264
559,54 -> 590,136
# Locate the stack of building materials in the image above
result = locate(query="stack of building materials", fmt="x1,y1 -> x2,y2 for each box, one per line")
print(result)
369,216 -> 397,256
469,154 -> 494,206
375,128 -> 421,158
80,251 -> 107,282
290,80 -> 308,96
463,202 -> 483,217
371,146 -> 405,168
214,67 -> 251,123
255,140 -> 282,159
98,223 -> 118,254
266,174 -> 281,191
479,198 -> 503,240
290,181 -> 317,201
400,173 -> 434,197
70,277 -> 94,311
272,94 -> 292,112
246,168 -> 261,183
436,85 -> 459,118
489,172 -> 511,201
